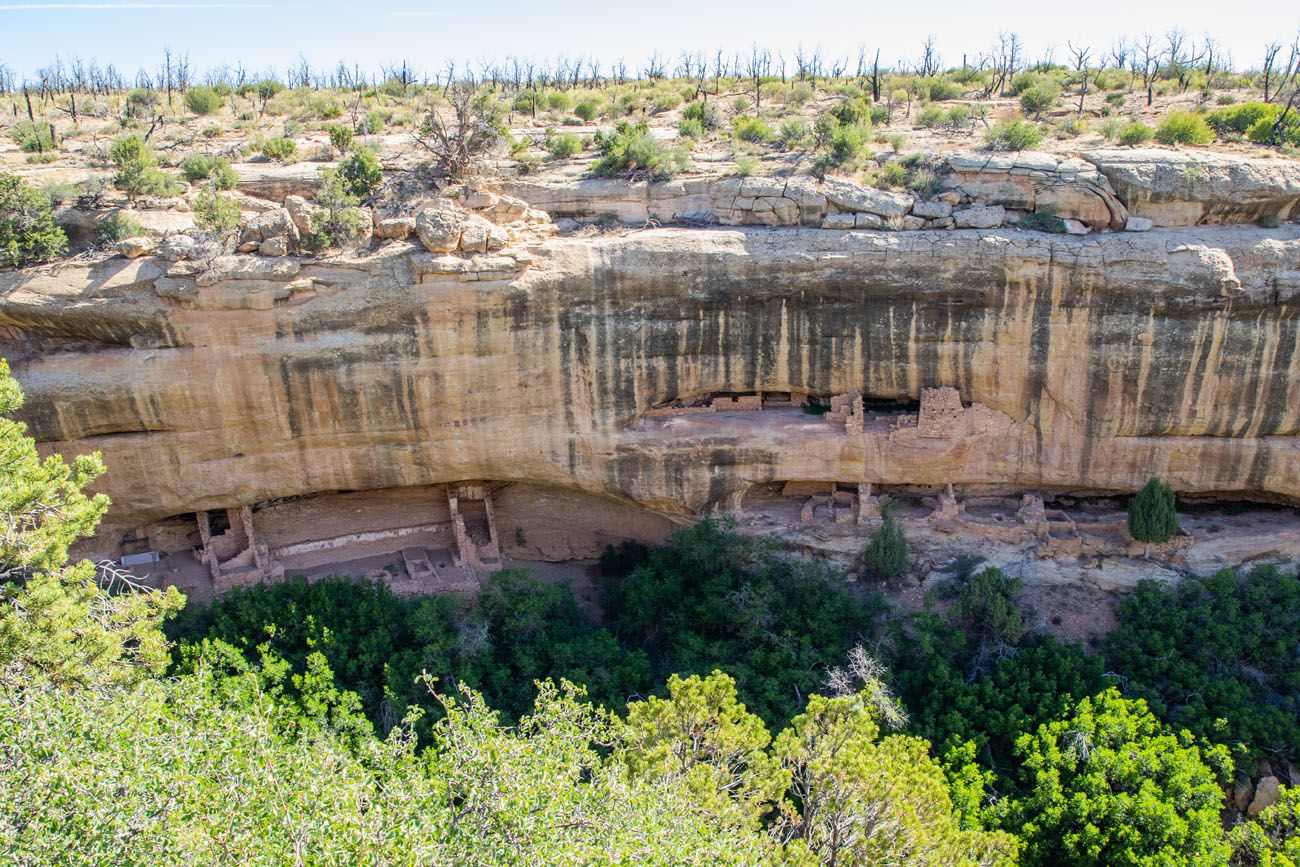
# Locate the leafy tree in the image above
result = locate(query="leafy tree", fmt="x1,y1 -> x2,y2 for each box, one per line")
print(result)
954,566 -> 1026,647
0,172 -> 67,267
619,670 -> 789,825
863,504 -> 909,580
1128,477 -> 1178,543
0,360 -> 183,687
326,122 -> 353,155
772,686 -> 1019,866
1011,689 -> 1231,866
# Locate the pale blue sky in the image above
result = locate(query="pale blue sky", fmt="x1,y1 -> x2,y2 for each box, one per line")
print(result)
1,0 -> 1294,82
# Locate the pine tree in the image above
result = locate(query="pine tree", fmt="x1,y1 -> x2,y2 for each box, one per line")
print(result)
864,500 -> 910,580
1128,477 -> 1179,544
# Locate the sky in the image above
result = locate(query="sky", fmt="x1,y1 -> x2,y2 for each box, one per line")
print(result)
1,0 -> 1295,82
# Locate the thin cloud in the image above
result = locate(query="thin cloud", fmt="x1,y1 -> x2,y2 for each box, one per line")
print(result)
0,2 -> 275,9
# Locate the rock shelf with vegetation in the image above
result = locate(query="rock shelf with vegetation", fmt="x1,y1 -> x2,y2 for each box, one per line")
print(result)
3,30 -> 1300,864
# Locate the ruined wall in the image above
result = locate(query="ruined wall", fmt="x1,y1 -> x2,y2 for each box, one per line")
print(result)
2,222 -> 1299,535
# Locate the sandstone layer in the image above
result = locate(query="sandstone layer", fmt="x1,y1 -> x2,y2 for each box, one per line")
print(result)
3,223 -> 1300,541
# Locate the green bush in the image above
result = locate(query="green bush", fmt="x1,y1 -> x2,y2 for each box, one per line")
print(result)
732,116 -> 772,143
1105,564 -> 1300,763
179,154 -> 237,190
916,105 -> 946,128
544,130 -> 582,159
1127,477 -> 1178,543
260,136 -> 298,164
10,120 -> 56,154
546,91 -> 570,111
954,567 -> 1024,646
651,92 -> 681,114
184,86 -> 222,116
109,135 -> 179,201
1116,121 -> 1154,146
0,172 -> 68,267
574,99 -> 599,122
1246,112 -> 1300,146
1207,101 -> 1276,135
830,96 -> 873,127
824,122 -> 870,166
591,121 -> 687,180
334,146 -> 383,198
326,123 -> 353,154
863,505 -> 909,580
1155,111 -> 1214,146
775,119 -> 810,150
193,186 -> 240,235
1018,84 -> 1060,117
677,118 -> 704,139
984,118 -> 1044,151
682,100 -> 720,130
927,79 -> 963,101
95,211 -> 145,244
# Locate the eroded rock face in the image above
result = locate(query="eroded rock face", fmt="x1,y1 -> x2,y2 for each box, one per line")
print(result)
3,223 -> 1300,533
1086,148 -> 1300,226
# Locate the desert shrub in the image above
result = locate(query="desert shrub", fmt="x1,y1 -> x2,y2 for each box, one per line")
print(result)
546,91 -> 570,111
1018,211 -> 1067,233
10,120 -> 56,153
125,88 -> 156,118
863,504 -> 909,580
326,123 -> 353,154
1097,118 -> 1123,141
1127,477 -> 1178,543
591,121 -> 687,180
874,160 -> 907,189
830,96 -> 873,126
1155,111 -> 1214,146
677,118 -> 704,139
544,130 -> 582,159
260,136 -> 298,164
954,567 -> 1025,647
1105,91 -> 1126,106
1018,84 -> 1060,117
0,172 -> 68,267
775,118 -> 810,150
357,109 -> 386,135
193,186 -> 240,235
1207,101 -> 1276,135
984,118 -> 1044,151
732,116 -> 772,143
928,79 -> 963,101
823,122 -> 870,166
787,81 -> 814,106
179,154 -> 236,190
334,146 -> 383,198
731,95 -> 750,113
651,92 -> 681,114
1105,564 -> 1300,763
514,152 -> 542,175
1055,117 -> 1086,138
916,105 -> 946,128
573,99 -> 599,122
682,100 -> 721,130
95,211 -> 145,244
109,135 -> 179,201
1117,120 -> 1154,146
731,152 -> 758,177
184,86 -> 222,116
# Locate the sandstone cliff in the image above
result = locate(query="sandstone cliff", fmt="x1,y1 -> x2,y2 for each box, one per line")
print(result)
3,222 -> 1299,538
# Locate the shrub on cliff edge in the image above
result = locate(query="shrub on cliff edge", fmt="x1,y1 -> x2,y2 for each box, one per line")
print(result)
1127,477 -> 1178,544
0,172 -> 68,267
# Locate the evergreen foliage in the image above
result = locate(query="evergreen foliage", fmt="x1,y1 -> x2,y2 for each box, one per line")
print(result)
1128,477 -> 1179,543
0,172 -> 67,267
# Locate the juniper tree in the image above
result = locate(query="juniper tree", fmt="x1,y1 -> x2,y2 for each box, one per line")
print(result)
1128,477 -> 1178,544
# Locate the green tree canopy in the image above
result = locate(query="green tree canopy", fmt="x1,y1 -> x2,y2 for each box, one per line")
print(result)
1128,477 -> 1179,543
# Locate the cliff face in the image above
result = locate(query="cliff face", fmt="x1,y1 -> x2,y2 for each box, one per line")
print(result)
3,222 -> 1299,531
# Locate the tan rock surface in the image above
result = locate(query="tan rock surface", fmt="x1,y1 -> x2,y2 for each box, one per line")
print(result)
3,223 -> 1299,539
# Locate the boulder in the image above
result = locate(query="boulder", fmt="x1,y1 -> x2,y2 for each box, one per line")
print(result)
196,255 -> 300,287
952,174 -> 1036,210
1248,776 -> 1281,818
821,213 -> 856,230
822,177 -> 914,217
115,237 -> 157,259
376,216 -> 416,241
416,206 -> 466,253
855,213 -> 884,229
1234,780 -> 1255,813
1035,184 -> 1118,229
1125,216 -> 1154,232
284,195 -> 317,236
240,207 -> 300,251
911,200 -> 954,220
157,234 -> 196,262
1062,219 -> 1089,236
953,205 -> 1006,229
259,236 -> 290,257
463,190 -> 499,210
1084,148 -> 1300,226
458,214 -> 492,254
